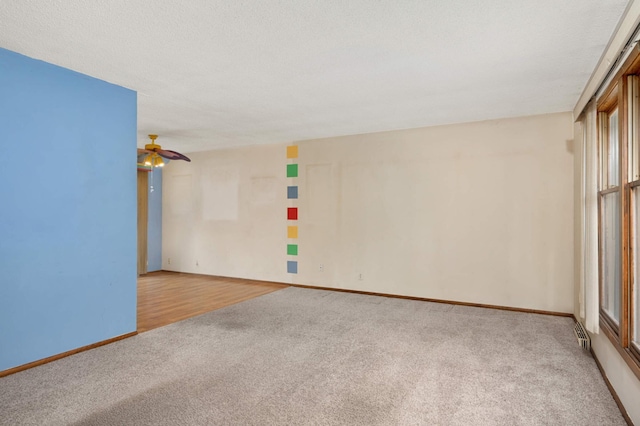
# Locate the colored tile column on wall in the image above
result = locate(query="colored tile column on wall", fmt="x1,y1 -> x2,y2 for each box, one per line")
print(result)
287,145 -> 299,274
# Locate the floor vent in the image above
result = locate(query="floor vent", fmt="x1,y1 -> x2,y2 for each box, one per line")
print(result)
574,321 -> 591,351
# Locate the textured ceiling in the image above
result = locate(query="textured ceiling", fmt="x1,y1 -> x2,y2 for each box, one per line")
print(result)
0,0 -> 631,152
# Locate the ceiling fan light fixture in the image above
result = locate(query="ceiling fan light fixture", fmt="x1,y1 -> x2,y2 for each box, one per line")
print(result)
152,154 -> 165,168
138,134 -> 190,166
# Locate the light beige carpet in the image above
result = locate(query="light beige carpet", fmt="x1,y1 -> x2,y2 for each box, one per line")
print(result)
0,287 -> 626,425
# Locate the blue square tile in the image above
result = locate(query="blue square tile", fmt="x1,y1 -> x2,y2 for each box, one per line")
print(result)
287,260 -> 298,274
287,186 -> 298,199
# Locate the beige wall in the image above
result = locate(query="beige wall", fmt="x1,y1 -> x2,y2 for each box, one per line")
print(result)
163,112 -> 574,313
162,143 -> 289,282
591,332 -> 640,424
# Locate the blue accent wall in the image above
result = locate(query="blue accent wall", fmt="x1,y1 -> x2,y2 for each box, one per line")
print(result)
147,169 -> 162,272
0,49 -> 137,371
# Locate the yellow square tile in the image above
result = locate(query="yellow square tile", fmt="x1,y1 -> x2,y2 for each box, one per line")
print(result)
286,145 -> 298,159
287,226 -> 298,239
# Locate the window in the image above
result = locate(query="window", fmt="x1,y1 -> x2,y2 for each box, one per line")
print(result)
633,184 -> 640,352
596,48 -> 640,378
631,75 -> 640,359
601,188 -> 620,325
598,95 -> 621,331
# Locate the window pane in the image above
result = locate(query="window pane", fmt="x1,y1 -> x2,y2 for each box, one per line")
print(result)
634,187 -> 640,348
609,109 -> 619,186
629,75 -> 640,181
602,191 -> 621,325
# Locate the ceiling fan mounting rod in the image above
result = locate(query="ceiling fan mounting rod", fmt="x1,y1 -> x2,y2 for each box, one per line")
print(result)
145,134 -> 160,151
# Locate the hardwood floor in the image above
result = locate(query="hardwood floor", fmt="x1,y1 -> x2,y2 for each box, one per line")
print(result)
137,271 -> 288,332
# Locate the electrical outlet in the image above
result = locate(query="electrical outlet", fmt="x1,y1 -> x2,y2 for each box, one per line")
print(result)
358,273 -> 363,281
168,258 -> 171,265
319,264 -> 324,272
196,260 -> 199,266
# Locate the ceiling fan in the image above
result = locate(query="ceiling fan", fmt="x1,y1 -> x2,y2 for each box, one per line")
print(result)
137,134 -> 191,168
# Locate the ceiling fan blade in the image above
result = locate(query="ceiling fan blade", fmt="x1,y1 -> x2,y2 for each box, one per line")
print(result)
137,148 -> 154,154
157,149 -> 191,162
